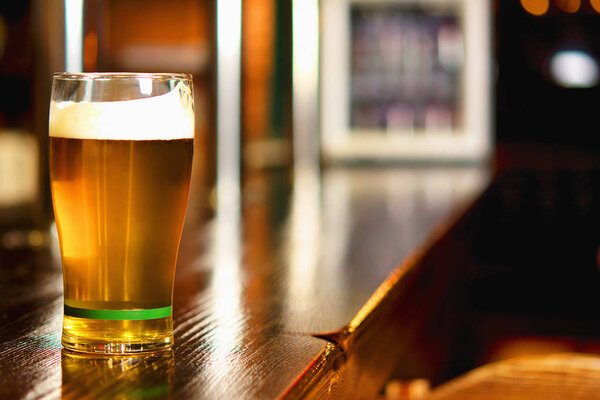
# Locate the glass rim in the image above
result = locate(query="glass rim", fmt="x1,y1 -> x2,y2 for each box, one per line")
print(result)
52,72 -> 193,82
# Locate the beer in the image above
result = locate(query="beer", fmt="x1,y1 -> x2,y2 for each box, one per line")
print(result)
49,74 -> 194,353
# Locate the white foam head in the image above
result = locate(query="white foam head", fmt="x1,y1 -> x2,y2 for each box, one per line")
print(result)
49,83 -> 194,140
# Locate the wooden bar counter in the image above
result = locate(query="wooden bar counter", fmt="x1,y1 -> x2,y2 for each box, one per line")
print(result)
1,147 -> 598,399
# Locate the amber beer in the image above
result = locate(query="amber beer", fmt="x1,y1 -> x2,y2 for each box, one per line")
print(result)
49,73 -> 194,353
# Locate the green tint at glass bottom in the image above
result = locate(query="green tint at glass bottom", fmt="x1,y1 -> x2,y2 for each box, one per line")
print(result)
64,305 -> 172,320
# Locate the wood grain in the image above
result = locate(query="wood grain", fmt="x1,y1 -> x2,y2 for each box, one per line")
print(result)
0,166 -> 489,399
427,353 -> 600,400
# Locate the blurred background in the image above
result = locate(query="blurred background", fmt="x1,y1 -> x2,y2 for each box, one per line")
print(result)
0,0 -> 598,255
0,0 -> 600,234
0,1 -> 599,392
0,0 -> 600,241
0,0 -> 294,240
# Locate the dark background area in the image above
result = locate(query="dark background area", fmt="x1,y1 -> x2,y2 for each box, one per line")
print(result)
495,1 -> 600,148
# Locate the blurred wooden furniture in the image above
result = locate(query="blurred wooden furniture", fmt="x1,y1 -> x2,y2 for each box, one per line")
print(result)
427,353 -> 600,400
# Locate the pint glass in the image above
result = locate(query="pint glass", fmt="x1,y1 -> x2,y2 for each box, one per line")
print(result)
49,73 -> 194,353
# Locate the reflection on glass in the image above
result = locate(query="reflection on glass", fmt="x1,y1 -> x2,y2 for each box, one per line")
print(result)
61,350 -> 173,399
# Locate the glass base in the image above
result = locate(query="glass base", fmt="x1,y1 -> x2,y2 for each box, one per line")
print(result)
62,334 -> 173,354
62,315 -> 173,355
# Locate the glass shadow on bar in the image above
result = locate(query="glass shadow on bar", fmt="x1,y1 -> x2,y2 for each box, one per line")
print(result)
61,349 -> 173,399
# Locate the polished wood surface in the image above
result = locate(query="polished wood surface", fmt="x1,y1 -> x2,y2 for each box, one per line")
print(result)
0,166 -> 489,399
286,149 -> 600,398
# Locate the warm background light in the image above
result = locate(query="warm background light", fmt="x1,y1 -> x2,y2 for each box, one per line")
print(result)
590,0 -> 600,12
83,32 -> 97,71
520,0 -> 550,15
555,0 -> 580,13
243,0 -> 274,141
